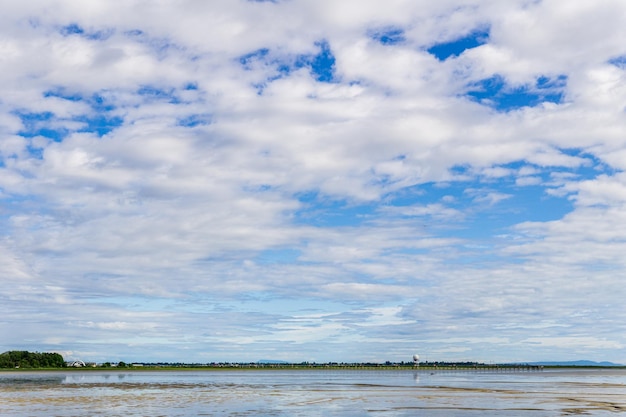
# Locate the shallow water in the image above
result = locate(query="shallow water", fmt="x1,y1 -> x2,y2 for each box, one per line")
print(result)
1,368 -> 625,416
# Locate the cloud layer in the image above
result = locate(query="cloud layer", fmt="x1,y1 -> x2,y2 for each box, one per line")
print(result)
1,0 -> 626,364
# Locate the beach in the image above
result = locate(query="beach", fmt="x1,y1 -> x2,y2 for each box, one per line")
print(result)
1,368 -> 625,416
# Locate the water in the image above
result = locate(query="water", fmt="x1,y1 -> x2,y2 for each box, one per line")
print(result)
1,368 -> 625,416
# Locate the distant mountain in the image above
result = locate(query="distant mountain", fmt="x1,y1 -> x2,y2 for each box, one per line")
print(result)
524,360 -> 623,367
257,359 -> 289,364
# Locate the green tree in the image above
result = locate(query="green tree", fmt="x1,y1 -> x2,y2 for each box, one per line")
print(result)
0,351 -> 65,368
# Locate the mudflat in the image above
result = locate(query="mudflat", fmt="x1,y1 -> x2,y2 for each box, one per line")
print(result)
1,368 -> 625,416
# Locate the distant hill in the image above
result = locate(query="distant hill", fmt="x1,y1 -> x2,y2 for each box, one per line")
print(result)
257,359 -> 289,364
524,360 -> 623,367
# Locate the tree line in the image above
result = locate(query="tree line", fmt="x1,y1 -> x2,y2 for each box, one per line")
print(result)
0,351 -> 65,368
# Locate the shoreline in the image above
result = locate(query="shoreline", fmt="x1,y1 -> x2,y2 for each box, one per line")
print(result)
2,364 -> 624,373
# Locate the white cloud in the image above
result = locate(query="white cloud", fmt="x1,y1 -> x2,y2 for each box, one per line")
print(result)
0,244 -> 35,281
523,336 -> 624,350
1,0 -> 626,364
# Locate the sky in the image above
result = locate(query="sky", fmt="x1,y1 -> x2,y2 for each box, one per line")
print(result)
1,0 -> 626,365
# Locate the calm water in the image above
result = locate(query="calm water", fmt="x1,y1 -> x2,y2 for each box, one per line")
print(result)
1,368 -> 625,416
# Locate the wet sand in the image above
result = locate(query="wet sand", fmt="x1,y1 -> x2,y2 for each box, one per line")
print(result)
1,369 -> 625,416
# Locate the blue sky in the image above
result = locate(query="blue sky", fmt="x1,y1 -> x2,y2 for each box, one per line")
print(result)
1,0 -> 626,365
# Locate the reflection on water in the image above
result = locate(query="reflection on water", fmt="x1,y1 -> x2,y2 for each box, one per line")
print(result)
1,369 -> 625,416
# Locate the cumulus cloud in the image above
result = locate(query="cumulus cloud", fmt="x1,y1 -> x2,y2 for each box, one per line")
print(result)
1,0 -> 626,364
